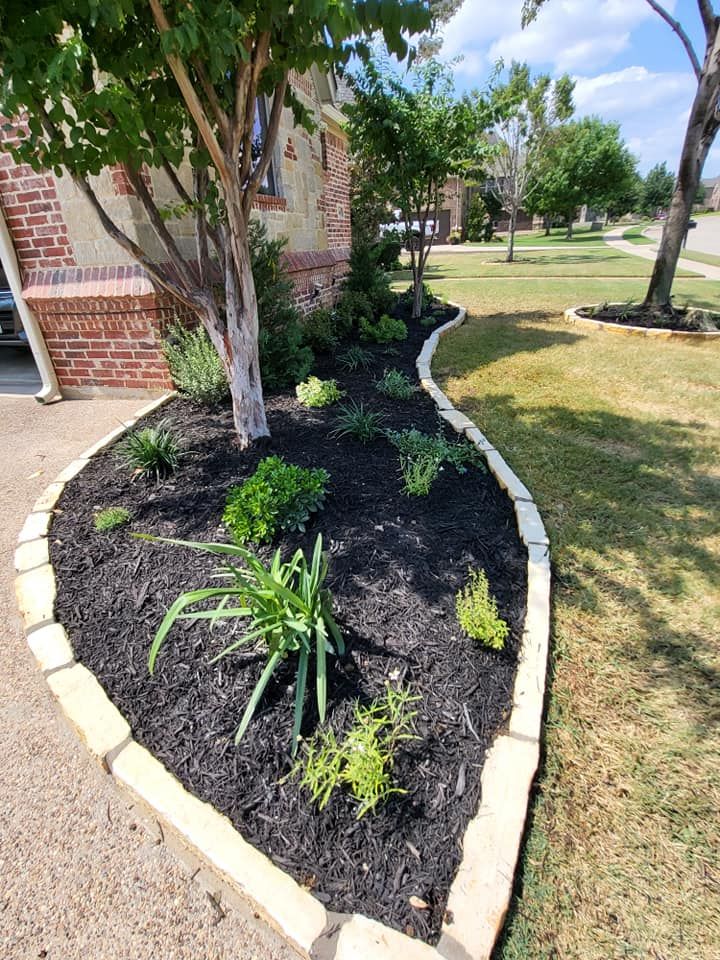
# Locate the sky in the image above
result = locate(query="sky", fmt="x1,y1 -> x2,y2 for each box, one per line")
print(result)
436,0 -> 717,177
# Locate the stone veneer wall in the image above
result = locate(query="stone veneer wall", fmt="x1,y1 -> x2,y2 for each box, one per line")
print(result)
0,72 -> 351,393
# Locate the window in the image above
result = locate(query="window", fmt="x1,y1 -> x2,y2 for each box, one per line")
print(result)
252,97 -> 278,196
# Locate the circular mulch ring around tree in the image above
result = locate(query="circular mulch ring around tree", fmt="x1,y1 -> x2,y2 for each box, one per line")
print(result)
49,314 -> 527,945
566,304 -> 720,339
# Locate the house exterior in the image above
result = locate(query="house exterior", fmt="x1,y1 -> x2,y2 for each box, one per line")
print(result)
700,176 -> 720,211
0,68 -> 351,395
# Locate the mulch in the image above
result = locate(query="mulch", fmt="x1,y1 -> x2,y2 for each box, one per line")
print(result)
49,305 -> 527,945
577,303 -> 719,331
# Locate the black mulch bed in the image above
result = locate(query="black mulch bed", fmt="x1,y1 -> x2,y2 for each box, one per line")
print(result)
50,307 -> 527,945
577,303 -> 720,331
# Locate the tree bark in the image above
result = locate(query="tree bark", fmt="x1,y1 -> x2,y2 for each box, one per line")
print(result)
644,25 -> 720,307
506,206 -> 517,262
566,214 -> 574,240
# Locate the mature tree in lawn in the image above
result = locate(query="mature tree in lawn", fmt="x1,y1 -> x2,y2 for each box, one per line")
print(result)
641,162 -> 676,216
606,171 -> 643,223
484,62 -> 574,262
346,60 -> 487,319
523,0 -> 720,308
528,118 -> 638,237
0,1 -> 429,446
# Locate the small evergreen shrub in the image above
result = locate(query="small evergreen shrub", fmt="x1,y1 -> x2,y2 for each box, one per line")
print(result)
397,282 -> 434,317
335,290 -> 373,332
293,685 -> 419,818
296,376 -> 344,408
399,452 -> 441,496
223,455 -> 329,545
250,221 -> 314,387
303,308 -> 340,353
163,322 -> 229,405
456,569 -> 509,650
359,314 -> 408,344
374,235 -> 403,271
337,345 -> 374,372
375,368 -> 415,400
94,506 -> 131,532
119,419 -> 182,482
330,401 -> 385,443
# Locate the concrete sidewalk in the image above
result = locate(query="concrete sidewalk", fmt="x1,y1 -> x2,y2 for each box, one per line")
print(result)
1,394 -> 292,960
603,229 -> 720,280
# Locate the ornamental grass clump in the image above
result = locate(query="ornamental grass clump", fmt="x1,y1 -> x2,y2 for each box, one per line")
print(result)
399,451 -> 441,496
93,506 -> 131,532
295,376 -> 344,408
163,322 -> 229,405
138,534 -> 343,754
337,345 -> 374,372
375,367 -> 415,400
456,569 -> 509,650
293,684 -> 419,818
223,455 -> 328,545
119,419 -> 182,482
329,401 -> 385,443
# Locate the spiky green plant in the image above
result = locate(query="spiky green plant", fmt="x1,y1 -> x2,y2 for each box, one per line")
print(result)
399,451 -> 441,496
163,322 -> 229,405
119,419 -> 182,481
329,401 -> 385,443
94,506 -> 131,532
336,345 -> 374,372
374,368 -> 415,400
137,533 -> 343,754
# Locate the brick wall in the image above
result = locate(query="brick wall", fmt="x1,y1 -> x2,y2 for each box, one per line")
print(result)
283,249 -> 350,313
321,129 -> 351,249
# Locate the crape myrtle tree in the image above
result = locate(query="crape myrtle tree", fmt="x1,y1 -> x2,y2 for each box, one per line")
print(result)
527,118 -> 638,237
484,62 -> 574,262
0,1 -> 430,447
346,59 -> 488,319
523,0 -> 720,307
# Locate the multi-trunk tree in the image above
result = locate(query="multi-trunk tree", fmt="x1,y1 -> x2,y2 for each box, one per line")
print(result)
523,0 -> 720,308
0,0 -> 430,446
484,62 -> 574,261
346,59 -> 488,319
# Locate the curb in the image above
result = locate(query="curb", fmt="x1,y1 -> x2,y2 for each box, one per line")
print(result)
564,304 -> 720,340
14,315 -> 552,960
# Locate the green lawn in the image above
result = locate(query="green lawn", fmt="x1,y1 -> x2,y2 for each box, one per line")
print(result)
509,224 -> 608,247
678,247 -> 720,269
414,263 -> 720,959
396,247 -> 699,283
622,222 -> 655,244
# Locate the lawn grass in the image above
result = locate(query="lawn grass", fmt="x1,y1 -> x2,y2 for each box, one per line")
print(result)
622,222 -> 656,244
426,272 -> 720,959
395,247 -> 698,282
678,247 -> 720,269
509,224 -> 607,247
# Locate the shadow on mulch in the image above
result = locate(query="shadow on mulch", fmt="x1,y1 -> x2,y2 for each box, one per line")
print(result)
50,312 -> 527,945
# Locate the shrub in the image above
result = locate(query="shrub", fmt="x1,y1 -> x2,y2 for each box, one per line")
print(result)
293,684 -> 419,818
141,534 -> 343,754
119,419 -> 182,482
465,193 -> 496,242
448,228 -> 462,245
250,221 -> 313,387
398,282 -> 434,317
374,235 -> 403,270
303,308 -> 340,353
399,451 -> 441,496
375,368 -> 415,400
337,345 -> 374,372
335,290 -> 373,333
330,401 -> 385,443
386,427 -> 483,474
163,322 -> 229,405
296,376 -> 344,408
94,506 -> 131,532
456,569 -> 508,650
359,314 -> 408,344
223,455 -> 329,545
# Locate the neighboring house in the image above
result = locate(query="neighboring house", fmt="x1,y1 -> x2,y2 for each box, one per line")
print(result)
700,175 -> 720,211
0,68 -> 351,395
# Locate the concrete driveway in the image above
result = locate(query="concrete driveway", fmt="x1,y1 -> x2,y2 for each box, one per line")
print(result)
645,213 -> 720,255
1,394 -> 292,960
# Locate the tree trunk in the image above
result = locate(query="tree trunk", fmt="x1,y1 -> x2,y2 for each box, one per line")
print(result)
645,28 -> 720,308
506,206 -> 517,263
544,216 -> 550,236
565,214 -> 574,240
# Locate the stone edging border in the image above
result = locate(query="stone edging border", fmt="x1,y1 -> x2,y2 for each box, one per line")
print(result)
14,306 -> 551,960
564,304 -> 720,340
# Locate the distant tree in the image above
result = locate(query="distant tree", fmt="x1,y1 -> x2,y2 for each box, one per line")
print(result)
523,0 -> 720,308
484,62 -> 574,261
418,0 -> 466,57
465,191 -> 501,241
0,0 -> 429,447
346,60 -> 488,318
527,118 -> 638,237
641,162 -> 676,216
606,172 -> 643,222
